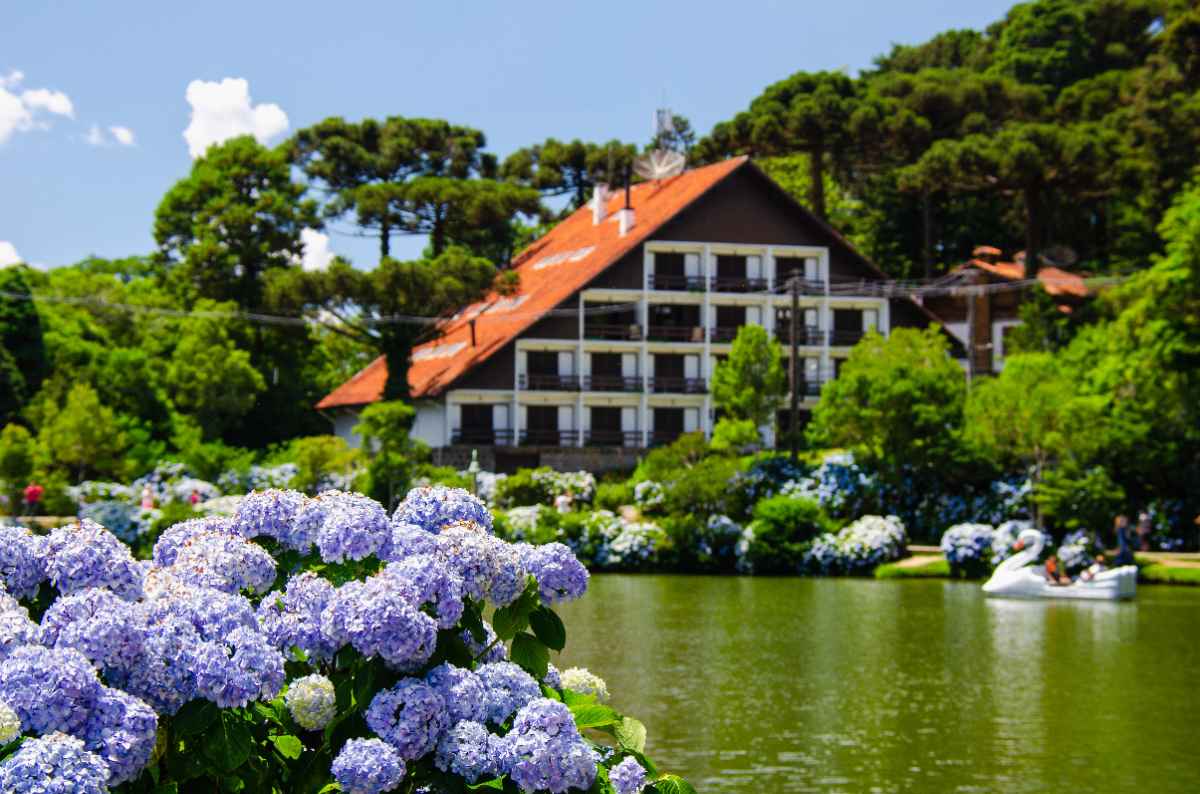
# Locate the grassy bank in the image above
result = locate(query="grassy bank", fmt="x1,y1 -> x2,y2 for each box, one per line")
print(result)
1138,563 -> 1200,586
874,557 -> 952,579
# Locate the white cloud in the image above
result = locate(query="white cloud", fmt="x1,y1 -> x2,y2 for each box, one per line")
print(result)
183,77 -> 288,158
85,124 -> 105,146
0,241 -> 22,267
0,70 -> 75,145
299,228 -> 334,272
20,88 -> 73,118
109,125 -> 135,146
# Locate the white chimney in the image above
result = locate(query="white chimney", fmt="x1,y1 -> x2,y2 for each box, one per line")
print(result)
592,184 -> 611,226
618,207 -> 635,237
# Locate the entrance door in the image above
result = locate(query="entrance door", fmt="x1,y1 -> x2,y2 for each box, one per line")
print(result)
588,406 -> 622,445
524,405 -> 559,445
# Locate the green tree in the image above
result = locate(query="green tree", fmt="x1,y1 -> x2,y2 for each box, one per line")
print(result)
711,325 -> 787,436
284,435 -> 363,495
266,246 -> 506,400
0,423 -> 35,513
37,382 -> 128,482
154,136 -> 320,311
808,327 -> 966,478
354,401 -> 426,509
162,300 -> 266,439
501,139 -> 636,211
0,266 -> 47,422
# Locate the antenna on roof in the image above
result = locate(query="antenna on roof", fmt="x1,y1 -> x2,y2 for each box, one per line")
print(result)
634,108 -> 686,181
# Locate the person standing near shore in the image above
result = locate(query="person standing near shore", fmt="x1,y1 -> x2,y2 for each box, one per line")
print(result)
1113,514 -> 1134,565
22,482 -> 43,516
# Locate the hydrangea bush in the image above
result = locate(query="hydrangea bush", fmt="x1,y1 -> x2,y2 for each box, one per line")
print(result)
801,515 -> 908,575
940,523 -> 996,578
0,485 -> 691,794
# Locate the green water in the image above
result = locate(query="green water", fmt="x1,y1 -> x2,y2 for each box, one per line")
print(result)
554,576 -> 1200,793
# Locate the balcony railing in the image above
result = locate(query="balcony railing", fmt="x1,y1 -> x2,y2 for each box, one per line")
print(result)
710,276 -> 768,293
647,273 -> 706,291
518,373 -> 580,391
584,323 -> 642,341
774,277 -> 826,295
450,428 -> 514,446
830,329 -> 866,346
774,326 -> 826,345
646,325 -> 704,343
650,376 -> 707,394
583,429 -> 643,447
583,375 -> 643,393
519,429 -> 580,446
708,327 -> 741,343
648,430 -> 684,447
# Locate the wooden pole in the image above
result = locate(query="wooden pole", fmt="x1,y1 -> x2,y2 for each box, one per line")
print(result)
789,275 -> 800,461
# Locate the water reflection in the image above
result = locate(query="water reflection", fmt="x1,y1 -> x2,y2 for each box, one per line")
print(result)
554,576 -> 1200,793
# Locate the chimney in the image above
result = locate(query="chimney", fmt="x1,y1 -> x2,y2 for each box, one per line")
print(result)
617,165 -> 635,236
591,184 -> 610,225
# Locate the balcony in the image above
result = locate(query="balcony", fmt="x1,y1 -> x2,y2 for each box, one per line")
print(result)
646,325 -> 705,343
583,429 -> 643,447
582,375 -> 643,393
650,376 -> 707,394
450,428 -> 514,446
708,327 -> 741,343
647,273 -> 706,291
584,323 -> 642,341
518,429 -> 580,446
709,276 -> 768,293
774,326 -> 826,346
774,277 -> 826,295
518,373 -> 580,391
829,329 -> 866,346
648,430 -> 685,447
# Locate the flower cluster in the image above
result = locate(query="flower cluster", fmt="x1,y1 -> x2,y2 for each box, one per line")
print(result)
802,515 -> 907,575
530,469 -> 596,505
1056,530 -> 1101,574
632,481 -> 665,511
285,674 -> 336,730
559,667 -> 608,701
394,486 -> 493,533
940,523 -> 996,576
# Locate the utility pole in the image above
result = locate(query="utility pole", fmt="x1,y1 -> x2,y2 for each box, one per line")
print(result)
789,275 -> 800,461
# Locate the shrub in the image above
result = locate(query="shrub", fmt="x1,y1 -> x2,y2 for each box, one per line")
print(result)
710,418 -> 761,454
631,432 -> 709,484
940,523 -> 996,578
594,481 -> 633,511
284,435 -> 364,494
801,515 -> 908,575
743,496 -> 831,574
662,455 -> 743,517
632,480 -> 665,512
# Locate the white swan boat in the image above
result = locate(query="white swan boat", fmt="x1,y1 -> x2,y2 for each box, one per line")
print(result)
982,528 -> 1137,601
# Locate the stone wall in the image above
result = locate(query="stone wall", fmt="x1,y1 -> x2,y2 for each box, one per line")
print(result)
432,445 -> 642,475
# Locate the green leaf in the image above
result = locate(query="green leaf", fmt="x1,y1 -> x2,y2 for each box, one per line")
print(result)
652,775 -> 697,794
491,602 -> 527,640
221,776 -> 245,793
562,689 -> 598,708
272,734 -> 304,760
203,711 -> 252,773
466,776 -> 506,790
171,700 -> 219,737
153,785 -> 179,794
650,775 -> 696,794
528,605 -> 566,651
569,703 -> 619,729
615,717 -> 647,753
510,632 -> 550,679
318,785 -> 342,794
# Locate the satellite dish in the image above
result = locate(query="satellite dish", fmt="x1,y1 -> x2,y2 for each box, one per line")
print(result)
634,148 -> 686,181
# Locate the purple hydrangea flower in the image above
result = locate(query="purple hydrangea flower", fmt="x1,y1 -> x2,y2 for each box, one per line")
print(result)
0,593 -> 36,662
331,737 -> 406,794
256,571 -> 340,662
518,542 -> 589,604
321,577 -> 437,671
43,520 -> 143,600
543,663 -> 562,690
232,489 -> 306,545
82,686 -> 158,785
383,521 -> 439,562
609,757 -> 648,794
167,530 -> 277,594
315,491 -> 392,563
425,663 -> 486,724
123,610 -> 199,715
38,587 -> 146,680
435,720 -> 499,783
365,679 -> 449,760
486,541 -> 528,607
0,645 -> 100,735
0,733 -> 111,794
383,556 -> 464,629
152,516 -> 237,567
0,526 -> 46,600
503,698 -> 599,794
192,625 -> 285,708
393,486 -> 492,534
435,523 -> 499,601
476,662 -> 540,726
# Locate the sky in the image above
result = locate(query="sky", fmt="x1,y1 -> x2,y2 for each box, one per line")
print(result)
1,0 -> 1016,271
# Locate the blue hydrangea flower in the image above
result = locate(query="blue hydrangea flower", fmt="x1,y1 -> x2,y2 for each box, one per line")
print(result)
232,488 -> 306,546
0,526 -> 46,600
331,737 -> 406,794
313,491 -> 392,563
38,587 -> 146,681
0,645 -> 100,736
434,720 -> 498,783
43,520 -> 143,600
393,486 -> 493,534
0,732 -> 111,794
82,686 -> 158,785
476,662 -> 540,726
486,542 -> 528,607
123,610 -> 199,715
503,698 -> 598,793
382,521 -> 439,562
166,529 -> 277,595
0,593 -> 37,663
256,572 -> 340,662
192,625 -> 285,708
365,679 -> 449,760
462,622 -> 507,663
285,674 -> 337,731
435,523 -> 499,601
609,756 -> 648,794
321,578 -> 437,671
517,543 -> 589,603
425,663 -> 486,724
152,516 -> 237,568
542,663 -> 562,690
383,556 -> 464,629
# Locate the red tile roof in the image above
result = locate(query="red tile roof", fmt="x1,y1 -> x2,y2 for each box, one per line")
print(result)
959,258 -> 1090,298
317,157 -> 750,409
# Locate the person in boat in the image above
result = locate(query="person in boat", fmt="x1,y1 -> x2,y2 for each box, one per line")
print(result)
1043,555 -> 1072,586
1112,514 -> 1135,566
1080,554 -> 1107,582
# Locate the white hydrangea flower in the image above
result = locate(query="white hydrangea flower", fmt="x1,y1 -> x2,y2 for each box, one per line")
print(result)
285,674 -> 337,731
560,667 -> 609,702
0,700 -> 20,744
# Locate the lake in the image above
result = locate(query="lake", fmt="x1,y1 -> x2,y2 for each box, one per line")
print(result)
554,575 -> 1200,793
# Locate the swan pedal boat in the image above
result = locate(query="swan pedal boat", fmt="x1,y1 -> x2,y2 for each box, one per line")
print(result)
982,528 -> 1137,601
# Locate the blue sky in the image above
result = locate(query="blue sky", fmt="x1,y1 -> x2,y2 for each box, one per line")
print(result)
1,0 -> 1015,270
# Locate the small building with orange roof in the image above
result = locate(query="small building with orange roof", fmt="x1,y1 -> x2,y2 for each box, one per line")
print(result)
318,157 -> 940,470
